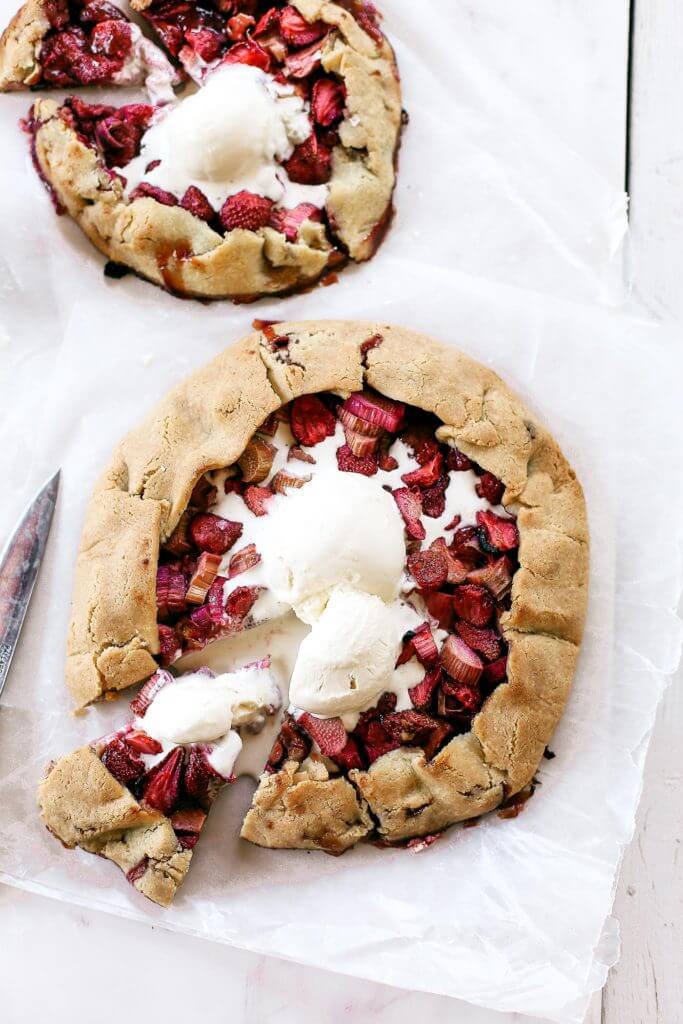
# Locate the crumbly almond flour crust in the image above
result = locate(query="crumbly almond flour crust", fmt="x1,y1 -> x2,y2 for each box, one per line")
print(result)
0,0 -> 49,90
63,321 -> 588,850
18,0 -> 402,298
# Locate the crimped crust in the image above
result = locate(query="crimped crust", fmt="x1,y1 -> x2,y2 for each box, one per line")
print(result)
25,0 -> 402,298
37,746 -> 192,906
67,320 -> 589,846
0,0 -> 49,89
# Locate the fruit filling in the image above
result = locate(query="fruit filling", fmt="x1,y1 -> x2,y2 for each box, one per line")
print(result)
154,385 -> 520,783
92,659 -> 280,887
33,0 -> 177,99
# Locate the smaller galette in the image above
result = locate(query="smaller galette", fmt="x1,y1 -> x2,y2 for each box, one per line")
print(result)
0,0 -> 177,97
38,659 -> 281,906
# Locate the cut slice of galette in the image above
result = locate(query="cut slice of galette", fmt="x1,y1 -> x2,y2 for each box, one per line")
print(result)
17,1 -> 402,299
38,659 -> 281,906
55,321 -> 588,879
0,0 -> 177,98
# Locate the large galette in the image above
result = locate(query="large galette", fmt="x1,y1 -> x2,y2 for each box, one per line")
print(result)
38,321 -> 589,905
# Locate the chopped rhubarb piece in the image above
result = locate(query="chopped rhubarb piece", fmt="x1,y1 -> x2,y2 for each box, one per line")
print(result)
441,676 -> 482,712
361,333 -> 383,362
452,583 -> 495,627
256,411 -> 279,437
311,77 -> 345,125
266,714 -> 311,771
184,745 -> 226,800
156,565 -> 187,618
424,591 -> 454,631
466,556 -> 513,600
408,665 -> 441,710
344,391 -> 405,432
284,35 -> 327,77
401,451 -> 443,488
476,510 -> 519,553
336,444 -> 378,476
126,858 -> 149,885
298,712 -> 347,757
280,5 -> 327,45
476,472 -> 505,505
331,735 -> 364,771
189,512 -> 243,554
224,39 -> 271,70
225,585 -> 260,620
227,13 -> 255,40
392,487 -> 425,539
171,806 -> 207,848
441,636 -> 483,686
290,394 -> 336,446
343,428 -> 379,458
482,655 -> 508,688
338,406 -> 383,438
238,436 -> 276,483
243,485 -> 274,516
156,625 -> 180,666
429,538 -> 469,584
269,202 -> 322,241
288,445 -> 316,464
164,511 -> 193,556
180,185 -> 214,222
283,133 -> 332,185
271,470 -> 311,492
190,477 -> 217,510
421,475 -> 449,518
101,737 -> 145,786
186,552 -> 222,604
141,747 -> 183,814
125,731 -> 163,755
220,190 -> 274,231
446,446 -> 472,471
454,622 -> 503,662
228,543 -> 261,578
409,622 -> 439,666
407,547 -> 448,591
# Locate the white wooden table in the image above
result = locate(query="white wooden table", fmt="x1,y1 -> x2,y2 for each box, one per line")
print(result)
1,3 -> 681,1022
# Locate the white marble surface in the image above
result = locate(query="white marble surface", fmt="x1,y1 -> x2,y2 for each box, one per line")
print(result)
0,2 -> 640,1023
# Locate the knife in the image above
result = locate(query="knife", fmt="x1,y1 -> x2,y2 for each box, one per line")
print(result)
0,470 -> 60,699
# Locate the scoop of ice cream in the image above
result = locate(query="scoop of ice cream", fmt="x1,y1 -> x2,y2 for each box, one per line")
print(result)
257,471 -> 407,624
289,589 -> 420,717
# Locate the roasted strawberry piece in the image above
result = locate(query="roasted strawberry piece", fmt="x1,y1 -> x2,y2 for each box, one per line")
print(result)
220,190 -> 274,231
225,584 -> 260,620
441,635 -> 483,686
298,712 -> 347,756
336,443 -> 378,476
90,19 -> 133,60
424,590 -> 454,631
331,735 -> 364,771
269,202 -> 322,241
185,25 -> 224,60
284,35 -> 328,77
227,12 -> 255,40
228,543 -> 261,578
452,583 -> 494,627
243,485 -> 274,516
156,565 -> 188,619
186,552 -> 222,604
311,77 -> 345,125
223,39 -> 271,70
238,436 -> 276,482
344,391 -> 405,433
392,487 -> 425,540
130,182 -> 179,206
283,132 -> 332,185
125,730 -> 163,755
189,512 -> 243,554
450,525 -> 485,565
141,747 -> 184,814
184,745 -> 226,800
101,737 -> 145,786
421,475 -> 449,518
467,556 -> 513,600
126,858 -> 149,884
190,476 -> 217,510
475,471 -> 504,505
400,424 -> 439,466
401,451 -> 443,488
476,510 -> 519,553
280,5 -> 327,45
429,537 -> 469,584
454,622 -> 503,662
408,665 -> 441,710
407,547 -> 448,591
180,185 -> 215,222
267,713 -> 312,771
290,394 -> 336,445
440,676 -> 482,712
446,446 -> 473,471
377,435 -> 398,471
93,104 -> 154,167
482,655 -> 508,688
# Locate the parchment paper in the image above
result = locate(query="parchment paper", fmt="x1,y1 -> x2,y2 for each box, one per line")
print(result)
0,3 -> 680,1022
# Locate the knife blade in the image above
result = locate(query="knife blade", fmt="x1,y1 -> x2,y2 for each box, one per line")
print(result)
0,470 -> 60,698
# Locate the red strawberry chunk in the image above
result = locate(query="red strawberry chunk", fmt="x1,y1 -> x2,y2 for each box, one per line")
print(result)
180,185 -> 214,222
220,190 -> 274,231
170,806 -> 207,840
407,547 -> 448,591
311,77 -> 345,126
482,655 -> 508,688
452,583 -> 494,627
253,6 -> 279,37
331,735 -> 364,771
441,636 -> 483,686
440,676 -> 482,712
141,747 -> 184,814
156,565 -> 187,619
266,713 -> 312,771
184,744 -> 227,798
269,202 -> 322,241
336,444 -> 378,476
101,737 -> 145,786
429,537 -> 470,584
125,730 -> 163,755
130,182 -> 178,206
290,394 -> 336,446
283,133 -> 332,185
126,858 -> 149,884
243,485 -> 274,516
476,472 -> 504,505
280,5 -> 327,45
408,665 -> 441,710
228,543 -> 261,578
401,451 -> 443,488
454,621 -> 503,662
284,35 -> 327,77
189,512 -> 242,554
90,19 -> 133,60
225,585 -> 260,620
446,447 -> 472,471
223,39 -> 271,71
392,487 -> 425,540
421,475 -> 449,518
185,26 -> 224,61
476,510 -> 519,553
226,13 -> 254,41
298,712 -> 347,757
424,590 -> 454,631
